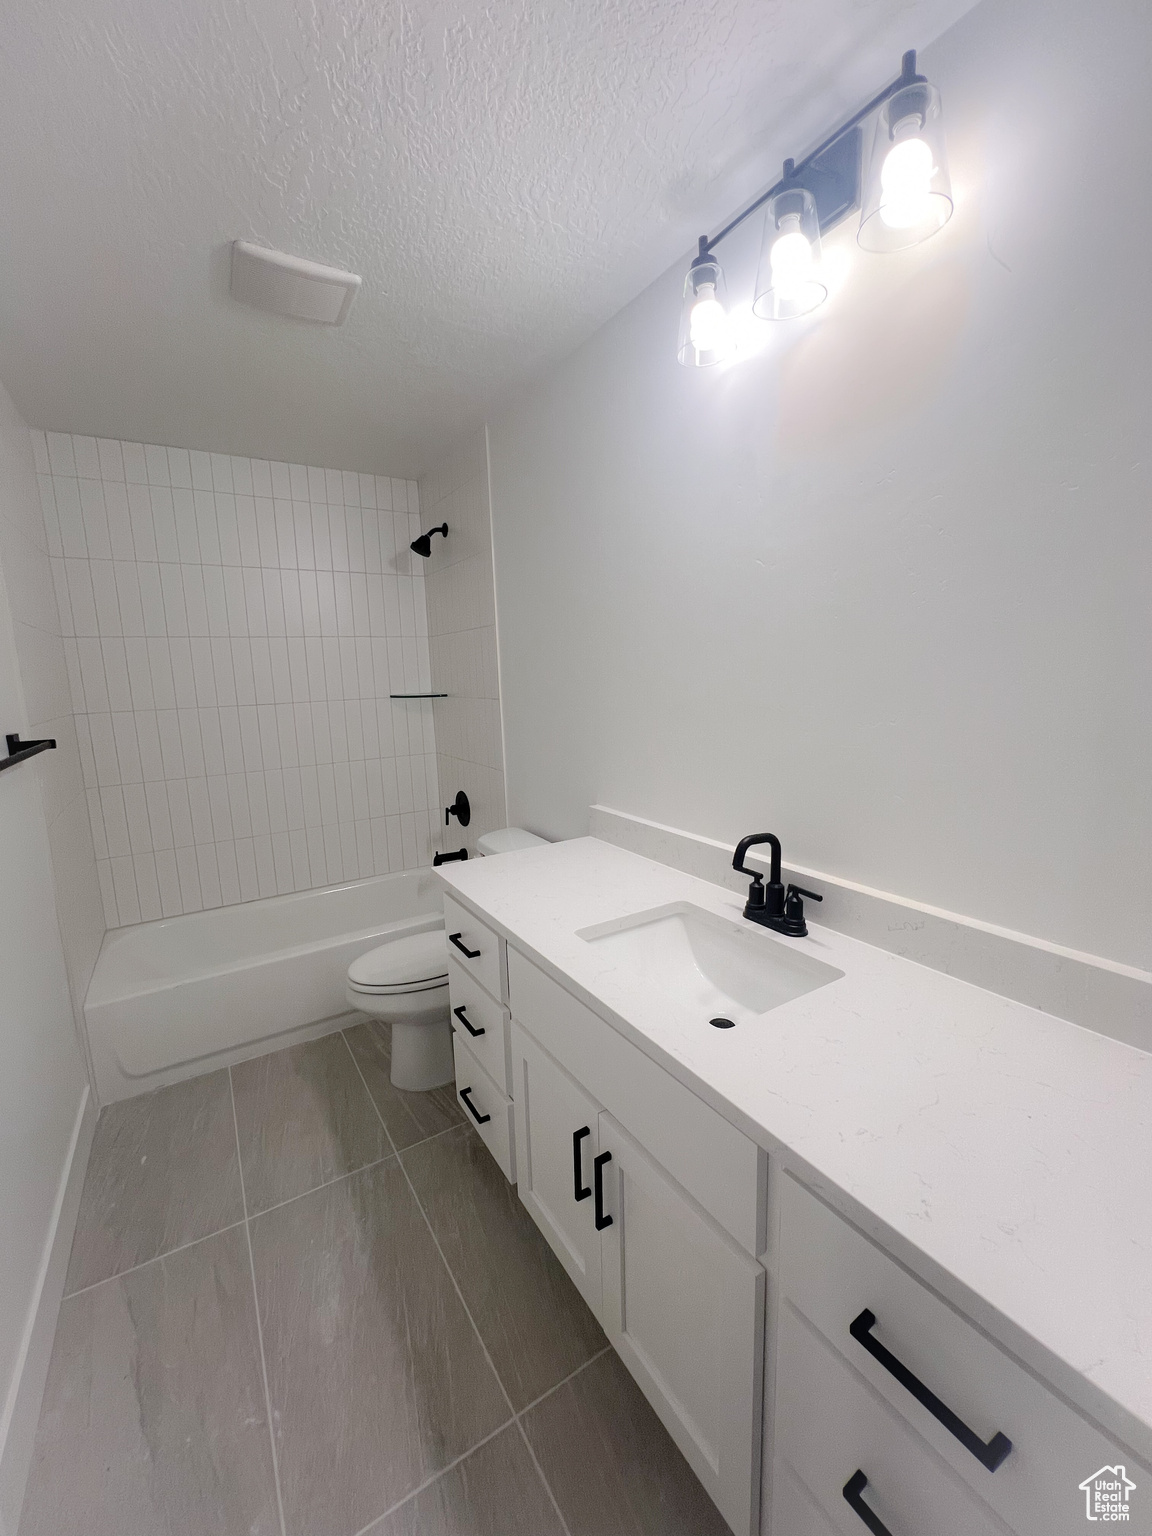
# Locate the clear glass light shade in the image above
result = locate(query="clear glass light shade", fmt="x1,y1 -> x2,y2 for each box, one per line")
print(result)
677,256 -> 734,367
753,187 -> 827,320
859,80 -> 953,252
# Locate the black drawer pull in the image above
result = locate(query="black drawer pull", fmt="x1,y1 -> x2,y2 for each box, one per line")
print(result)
453,1004 -> 485,1038
449,931 -> 481,959
573,1127 -> 591,1201
460,1087 -> 491,1125
594,1151 -> 613,1230
843,1471 -> 892,1536
850,1308 -> 1012,1472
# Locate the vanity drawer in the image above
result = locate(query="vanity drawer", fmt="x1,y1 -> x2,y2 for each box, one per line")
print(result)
443,894 -> 506,1004
781,1174 -> 1136,1536
452,1032 -> 515,1183
508,946 -> 765,1254
776,1301 -> 1007,1536
448,957 -> 511,1095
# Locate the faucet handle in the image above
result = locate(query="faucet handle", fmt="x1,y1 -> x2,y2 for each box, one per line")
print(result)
786,885 -> 822,905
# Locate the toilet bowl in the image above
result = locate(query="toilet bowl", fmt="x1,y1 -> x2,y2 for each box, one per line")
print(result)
345,828 -> 548,1092
345,928 -> 453,1090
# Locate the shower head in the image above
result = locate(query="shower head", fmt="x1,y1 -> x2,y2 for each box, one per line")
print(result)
410,523 -> 448,558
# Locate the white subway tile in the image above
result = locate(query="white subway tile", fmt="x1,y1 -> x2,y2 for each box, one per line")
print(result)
216,839 -> 241,906
123,782 -> 153,854
47,432 -> 77,476
189,450 -> 213,491
209,453 -> 233,493
253,833 -> 277,897
249,459 -> 273,498
144,443 -> 170,487
30,430 -> 50,475
175,844 -> 202,910
167,778 -> 194,848
178,708 -> 206,778
55,478 -> 87,558
110,854 -> 141,926
126,483 -> 157,561
167,446 -> 193,489
145,779 -> 173,849
150,488 -> 179,562
122,442 -> 148,485
234,837 -> 259,901
155,848 -> 182,915
100,785 -> 131,857
157,709 -> 185,779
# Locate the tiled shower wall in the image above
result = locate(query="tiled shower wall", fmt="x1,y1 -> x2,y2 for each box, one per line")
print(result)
420,428 -> 507,856
35,432 -> 440,927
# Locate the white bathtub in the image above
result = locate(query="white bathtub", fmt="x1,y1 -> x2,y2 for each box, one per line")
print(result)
85,869 -> 443,1102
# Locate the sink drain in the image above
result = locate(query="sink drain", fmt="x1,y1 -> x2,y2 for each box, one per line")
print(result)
709,1016 -> 736,1029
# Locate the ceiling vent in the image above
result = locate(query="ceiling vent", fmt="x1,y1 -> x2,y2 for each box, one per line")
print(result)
229,241 -> 361,325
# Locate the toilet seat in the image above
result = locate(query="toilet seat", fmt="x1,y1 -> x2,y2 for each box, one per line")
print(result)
347,929 -> 448,997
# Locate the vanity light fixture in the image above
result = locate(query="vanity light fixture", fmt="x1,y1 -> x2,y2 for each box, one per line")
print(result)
677,244 -> 734,367
753,178 -> 827,321
676,50 -> 952,362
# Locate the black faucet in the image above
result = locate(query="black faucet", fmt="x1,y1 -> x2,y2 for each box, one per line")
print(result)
732,833 -> 822,937
433,848 -> 468,866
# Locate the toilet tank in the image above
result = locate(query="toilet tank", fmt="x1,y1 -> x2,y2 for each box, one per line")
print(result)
475,827 -> 547,856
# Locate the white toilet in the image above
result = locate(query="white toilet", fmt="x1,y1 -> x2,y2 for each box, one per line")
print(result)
345,826 -> 546,1090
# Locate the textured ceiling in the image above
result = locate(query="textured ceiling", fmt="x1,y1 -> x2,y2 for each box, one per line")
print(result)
0,0 -> 976,475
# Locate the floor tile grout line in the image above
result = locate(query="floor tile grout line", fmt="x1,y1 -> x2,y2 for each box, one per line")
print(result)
348,1413 -> 518,1536
341,1030 -> 402,1161
247,1152 -> 397,1224
508,1413 -> 575,1536
342,1032 -> 575,1536
338,1026 -> 467,1158
361,1341 -> 610,1536
514,1342 -> 613,1421
63,1219 -> 249,1300
229,1065 -> 288,1536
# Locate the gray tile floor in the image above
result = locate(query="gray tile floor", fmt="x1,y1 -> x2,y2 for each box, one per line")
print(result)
19,1023 -> 730,1536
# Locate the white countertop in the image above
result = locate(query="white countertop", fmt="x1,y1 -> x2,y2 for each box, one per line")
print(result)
439,837 -> 1152,1457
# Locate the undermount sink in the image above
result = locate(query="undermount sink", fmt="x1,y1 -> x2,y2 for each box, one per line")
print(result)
577,902 -> 843,1018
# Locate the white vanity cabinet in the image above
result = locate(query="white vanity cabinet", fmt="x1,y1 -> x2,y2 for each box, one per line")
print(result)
598,1111 -> 765,1536
509,966 -> 766,1536
438,870 -> 1151,1536
769,1176 -> 1144,1536
511,1022 -> 604,1313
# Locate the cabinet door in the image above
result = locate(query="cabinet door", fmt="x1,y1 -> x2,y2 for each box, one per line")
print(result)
598,1111 -> 765,1536
511,1023 -> 603,1315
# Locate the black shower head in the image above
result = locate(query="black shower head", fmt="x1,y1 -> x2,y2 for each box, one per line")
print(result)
410,523 -> 448,558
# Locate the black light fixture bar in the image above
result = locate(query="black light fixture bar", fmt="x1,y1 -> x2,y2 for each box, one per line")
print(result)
700,50 -> 924,256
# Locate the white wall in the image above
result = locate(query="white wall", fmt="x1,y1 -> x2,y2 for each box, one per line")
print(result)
420,428 -> 508,857
488,0 -> 1152,973
38,435 -> 439,925
0,379 -> 93,1534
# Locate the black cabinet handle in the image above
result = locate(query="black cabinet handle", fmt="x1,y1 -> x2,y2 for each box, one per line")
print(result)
843,1471 -> 893,1536
449,931 -> 481,959
850,1309 -> 1012,1472
453,1004 -> 484,1038
460,1087 -> 491,1125
594,1151 -> 613,1230
573,1127 -> 591,1201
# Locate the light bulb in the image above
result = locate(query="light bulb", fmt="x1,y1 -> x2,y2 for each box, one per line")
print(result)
769,214 -> 815,300
879,130 -> 935,229
689,283 -> 729,354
